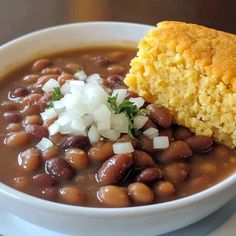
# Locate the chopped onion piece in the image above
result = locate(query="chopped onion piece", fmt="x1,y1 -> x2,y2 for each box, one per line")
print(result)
111,113 -> 129,133
53,100 -> 65,113
111,89 -> 127,104
100,129 -> 120,141
93,104 -> 111,131
60,81 -> 71,95
70,118 -> 86,135
36,138 -> 53,151
133,115 -> 149,130
143,127 -> 159,139
83,114 -> 94,126
40,108 -> 57,121
129,97 -> 145,108
48,122 -> 60,136
59,123 -> 74,134
88,125 -> 100,144
153,136 -> 169,149
69,80 -> 85,87
42,79 -> 60,92
74,70 -> 87,80
113,142 -> 134,154
86,74 -> 102,84
55,113 -> 72,126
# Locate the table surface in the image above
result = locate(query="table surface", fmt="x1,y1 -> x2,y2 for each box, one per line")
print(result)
0,196 -> 235,236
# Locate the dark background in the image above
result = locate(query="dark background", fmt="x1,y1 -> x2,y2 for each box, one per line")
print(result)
0,0 -> 236,45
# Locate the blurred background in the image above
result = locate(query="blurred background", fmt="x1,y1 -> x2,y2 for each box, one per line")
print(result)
0,0 -> 236,45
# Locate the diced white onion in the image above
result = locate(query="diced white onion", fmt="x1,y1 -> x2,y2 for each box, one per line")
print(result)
55,113 -> 72,126
111,89 -> 127,104
69,80 -> 85,87
153,136 -> 169,149
36,138 -> 53,151
100,129 -> 120,141
111,112 -> 129,133
70,118 -> 86,135
143,127 -> 159,139
83,114 -> 94,126
53,100 -> 65,113
88,125 -> 100,144
93,104 -> 111,131
86,74 -> 102,84
133,115 -> 149,130
74,70 -> 87,80
42,79 -> 60,92
60,81 -> 71,95
48,122 -> 60,136
129,97 -> 145,108
40,108 -> 58,121
113,142 -> 134,154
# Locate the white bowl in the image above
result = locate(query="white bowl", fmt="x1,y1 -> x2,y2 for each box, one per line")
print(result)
0,22 -> 235,236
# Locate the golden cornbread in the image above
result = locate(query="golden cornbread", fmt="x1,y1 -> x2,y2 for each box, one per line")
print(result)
125,21 -> 236,147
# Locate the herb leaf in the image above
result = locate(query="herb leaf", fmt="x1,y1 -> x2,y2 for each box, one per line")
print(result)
47,87 -> 62,108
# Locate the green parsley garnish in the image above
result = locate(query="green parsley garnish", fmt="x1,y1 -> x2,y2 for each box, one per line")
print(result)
47,87 -> 62,108
107,95 -> 149,137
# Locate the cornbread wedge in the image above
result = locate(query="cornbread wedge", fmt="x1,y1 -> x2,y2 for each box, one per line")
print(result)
124,21 -> 236,147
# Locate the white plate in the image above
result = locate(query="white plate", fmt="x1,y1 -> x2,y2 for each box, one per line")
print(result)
0,196 -> 235,236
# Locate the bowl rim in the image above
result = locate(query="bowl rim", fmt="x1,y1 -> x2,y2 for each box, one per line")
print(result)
0,21 -> 235,218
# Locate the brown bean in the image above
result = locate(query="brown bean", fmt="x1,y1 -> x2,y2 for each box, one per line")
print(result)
43,117 -> 57,128
154,181 -> 175,198
91,56 -> 110,66
128,182 -> 154,205
137,134 -> 154,153
42,146 -> 60,161
33,173 -> 56,187
36,75 -> 59,88
88,141 -> 114,162
10,87 -> 29,98
97,185 -> 130,207
4,111 -> 21,123
96,154 -> 133,184
174,126 -> 193,140
59,186 -> 86,205
18,148 -> 41,172
32,59 -> 52,72
23,115 -> 42,126
146,104 -> 173,128
22,74 -> 40,84
13,176 -> 29,190
25,124 -> 49,139
125,91 -> 139,99
46,158 -> 75,180
49,133 -> 64,144
158,141 -> 192,162
117,135 -> 138,148
57,73 -> 75,85
108,51 -> 126,62
38,92 -> 52,111
199,163 -> 218,176
64,63 -> 82,74
62,135 -> 90,150
65,148 -> 89,169
22,93 -> 41,105
105,75 -> 125,88
4,131 -> 30,147
1,101 -> 21,111
184,135 -> 213,153
42,186 -> 58,201
141,118 -> 157,130
21,104 -> 40,116
41,67 -> 62,75
213,144 -> 232,160
133,150 -> 154,167
136,167 -> 162,183
188,175 -> 209,193
107,65 -> 125,75
159,128 -> 175,142
7,123 -> 22,132
164,163 -> 190,183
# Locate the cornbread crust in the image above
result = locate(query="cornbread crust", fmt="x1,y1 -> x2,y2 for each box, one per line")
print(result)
124,21 -> 236,147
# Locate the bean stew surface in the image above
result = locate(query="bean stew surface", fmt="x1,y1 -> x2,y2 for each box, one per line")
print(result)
0,47 -> 235,207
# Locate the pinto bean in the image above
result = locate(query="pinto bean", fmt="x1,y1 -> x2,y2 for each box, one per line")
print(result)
22,74 -> 40,84
164,163 -> 190,183
6,123 -> 22,132
32,59 -> 52,72
18,148 -> 41,172
23,115 -> 42,126
96,154 -> 133,185
106,75 -> 125,88
38,92 -> 52,111
62,135 -> 90,150
65,148 -> 89,169
21,104 -> 40,116
136,167 -> 162,183
107,65 -> 125,75
10,87 -> 29,97
13,176 -> 29,190
1,101 -> 21,111
46,158 -> 75,180
159,128 -> 175,142
146,104 -> 173,128
184,135 -> 213,153
158,141 -> 192,162
141,118 -> 157,130
125,91 -> 139,99
88,141 -> 114,162
91,56 -> 110,66
108,51 -> 126,62
57,73 -> 75,85
22,93 -> 41,105
64,63 -> 82,74
4,111 -> 21,123
36,75 -> 59,88
133,150 -> 154,167
97,185 -> 130,207
128,182 -> 154,205
33,173 -> 56,187
41,67 -> 62,75
42,146 -> 60,161
154,181 -> 175,198
4,131 -> 30,147
137,134 -> 154,153
174,126 -> 193,140
42,186 -> 58,201
25,124 -> 49,139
